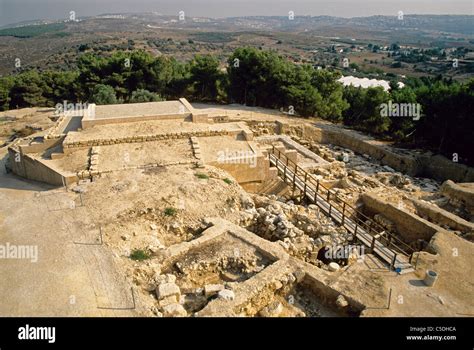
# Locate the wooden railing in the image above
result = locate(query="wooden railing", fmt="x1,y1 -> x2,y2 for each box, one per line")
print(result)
269,146 -> 418,267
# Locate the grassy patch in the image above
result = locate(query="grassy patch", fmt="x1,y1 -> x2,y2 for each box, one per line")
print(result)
164,207 -> 177,217
130,249 -> 151,261
51,32 -> 71,38
0,23 -> 67,38
223,178 -> 233,185
190,32 -> 235,43
195,173 -> 209,180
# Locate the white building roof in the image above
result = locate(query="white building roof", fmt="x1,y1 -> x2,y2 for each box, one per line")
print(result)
338,76 -> 405,91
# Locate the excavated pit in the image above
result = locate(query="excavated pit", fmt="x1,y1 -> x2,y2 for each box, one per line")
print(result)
161,233 -> 276,313
244,275 -> 363,317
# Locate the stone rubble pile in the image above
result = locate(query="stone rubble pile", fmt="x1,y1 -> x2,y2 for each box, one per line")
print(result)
311,161 -> 347,179
259,301 -> 284,317
239,269 -> 306,316
373,214 -> 396,232
375,172 -> 411,188
307,141 -> 440,196
177,255 -> 266,277
336,294 -> 349,308
248,121 -> 278,136
241,195 -> 355,267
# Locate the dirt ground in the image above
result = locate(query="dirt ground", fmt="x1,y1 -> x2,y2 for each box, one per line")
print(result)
0,148 -> 135,316
0,108 -> 54,146
50,148 -> 90,173
97,139 -> 195,171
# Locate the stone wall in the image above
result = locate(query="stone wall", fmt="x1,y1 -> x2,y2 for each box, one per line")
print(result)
186,219 -> 367,317
361,193 -> 444,243
413,199 -> 474,237
209,153 -> 270,187
272,121 -> 474,183
301,124 -> 421,176
257,135 -> 328,166
191,114 -> 210,123
19,137 -> 63,154
7,148 -> 74,187
440,180 -> 474,215
247,120 -> 280,136
44,115 -> 67,140
419,155 -> 474,183
82,113 -> 191,129
63,130 -> 231,153
179,98 -> 195,113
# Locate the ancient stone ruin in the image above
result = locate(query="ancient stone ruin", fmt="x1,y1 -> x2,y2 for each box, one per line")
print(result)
3,99 -> 473,317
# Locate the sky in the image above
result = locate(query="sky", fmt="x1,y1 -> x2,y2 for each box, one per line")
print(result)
0,0 -> 473,27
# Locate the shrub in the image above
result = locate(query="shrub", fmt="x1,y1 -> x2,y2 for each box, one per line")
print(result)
130,249 -> 151,261
90,84 -> 117,105
195,173 -> 209,180
164,207 -> 177,217
130,89 -> 163,103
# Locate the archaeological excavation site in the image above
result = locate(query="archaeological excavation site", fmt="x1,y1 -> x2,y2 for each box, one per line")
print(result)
1,99 -> 473,318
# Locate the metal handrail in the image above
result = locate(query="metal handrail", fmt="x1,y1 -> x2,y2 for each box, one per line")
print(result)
269,146 -> 416,258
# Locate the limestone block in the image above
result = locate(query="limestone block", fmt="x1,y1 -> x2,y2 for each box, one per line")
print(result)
162,303 -> 187,317
336,295 -> 349,308
156,283 -> 181,300
204,284 -> 225,296
159,295 -> 178,308
259,301 -> 283,317
155,274 -> 176,284
217,289 -> 235,301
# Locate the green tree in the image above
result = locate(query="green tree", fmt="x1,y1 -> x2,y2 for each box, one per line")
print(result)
189,55 -> 222,101
284,82 -> 322,117
41,70 -> 78,105
0,76 -> 14,111
389,85 -> 419,140
164,58 -> 189,99
129,89 -> 163,103
414,79 -> 474,164
343,86 -> 391,135
90,84 -> 117,105
311,69 -> 348,120
227,47 -> 292,107
9,71 -> 47,108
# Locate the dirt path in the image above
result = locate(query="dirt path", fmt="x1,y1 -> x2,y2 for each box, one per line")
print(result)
0,149 -> 136,316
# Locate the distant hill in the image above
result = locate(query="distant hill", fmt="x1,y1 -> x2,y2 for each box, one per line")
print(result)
1,14 -> 473,35
0,22 -> 67,38
221,15 -> 474,35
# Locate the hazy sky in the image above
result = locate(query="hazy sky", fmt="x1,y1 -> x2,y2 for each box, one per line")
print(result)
0,0 -> 473,27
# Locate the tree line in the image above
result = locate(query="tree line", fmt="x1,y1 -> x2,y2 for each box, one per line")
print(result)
0,47 -> 472,165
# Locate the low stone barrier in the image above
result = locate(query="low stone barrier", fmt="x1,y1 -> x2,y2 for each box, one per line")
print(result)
272,120 -> 474,183
64,130 -> 230,151
361,193 -> 445,242
44,116 -> 67,140
76,159 -> 194,180
413,199 -> 474,237
440,180 -> 474,215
